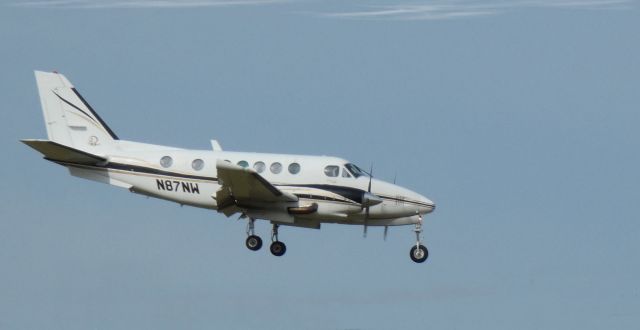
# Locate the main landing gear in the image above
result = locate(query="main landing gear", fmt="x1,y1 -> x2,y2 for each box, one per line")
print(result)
244,218 -> 286,257
270,224 -> 286,257
410,216 -> 429,263
245,218 -> 262,251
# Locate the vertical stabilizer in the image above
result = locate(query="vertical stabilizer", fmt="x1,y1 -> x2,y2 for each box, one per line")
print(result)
34,71 -> 118,149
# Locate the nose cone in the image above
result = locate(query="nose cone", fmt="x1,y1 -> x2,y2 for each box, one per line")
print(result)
418,195 -> 436,214
369,178 -> 435,215
400,189 -> 435,216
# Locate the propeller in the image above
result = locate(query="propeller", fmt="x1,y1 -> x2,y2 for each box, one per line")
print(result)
383,226 -> 389,241
362,164 -> 383,238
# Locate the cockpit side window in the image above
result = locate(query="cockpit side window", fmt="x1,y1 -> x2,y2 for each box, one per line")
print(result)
324,165 -> 340,177
342,168 -> 352,178
344,163 -> 368,178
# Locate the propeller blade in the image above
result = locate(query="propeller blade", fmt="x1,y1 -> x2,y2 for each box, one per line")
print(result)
364,163 -> 373,238
383,226 -> 388,241
368,164 -> 373,192
364,206 -> 369,238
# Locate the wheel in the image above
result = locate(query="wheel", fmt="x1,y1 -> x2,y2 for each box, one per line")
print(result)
270,241 -> 286,257
246,235 -> 262,251
410,244 -> 428,263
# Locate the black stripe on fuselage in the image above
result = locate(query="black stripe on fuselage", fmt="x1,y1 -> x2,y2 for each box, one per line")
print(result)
294,193 -> 358,205
279,184 -> 365,204
281,185 -> 432,208
106,162 -> 218,181
52,160 -> 218,182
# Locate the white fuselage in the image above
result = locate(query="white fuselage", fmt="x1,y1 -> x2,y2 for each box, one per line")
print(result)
62,140 -> 435,228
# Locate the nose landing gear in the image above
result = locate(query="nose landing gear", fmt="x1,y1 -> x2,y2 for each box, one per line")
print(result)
410,216 -> 429,263
410,244 -> 428,263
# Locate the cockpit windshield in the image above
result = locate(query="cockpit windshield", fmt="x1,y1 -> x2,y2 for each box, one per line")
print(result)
344,163 -> 369,178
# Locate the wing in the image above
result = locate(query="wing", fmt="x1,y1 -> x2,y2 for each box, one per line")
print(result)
215,160 -> 298,216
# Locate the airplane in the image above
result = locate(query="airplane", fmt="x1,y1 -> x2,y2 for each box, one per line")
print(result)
22,71 -> 436,263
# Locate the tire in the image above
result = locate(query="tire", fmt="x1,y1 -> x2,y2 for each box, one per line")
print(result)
246,235 -> 263,251
410,244 -> 428,263
270,241 -> 286,257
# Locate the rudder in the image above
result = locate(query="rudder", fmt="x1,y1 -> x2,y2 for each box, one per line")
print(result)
34,71 -> 118,150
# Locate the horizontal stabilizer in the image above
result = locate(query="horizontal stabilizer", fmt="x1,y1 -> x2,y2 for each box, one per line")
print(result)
21,139 -> 106,165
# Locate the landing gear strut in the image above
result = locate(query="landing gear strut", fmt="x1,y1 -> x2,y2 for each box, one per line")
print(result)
269,223 -> 286,257
410,216 -> 428,263
245,218 -> 262,251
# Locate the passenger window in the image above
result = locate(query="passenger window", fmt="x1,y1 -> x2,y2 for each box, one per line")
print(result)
270,162 -> 282,174
160,156 -> 173,168
237,160 -> 249,168
253,161 -> 266,173
288,163 -> 301,175
324,165 -> 339,177
342,168 -> 352,178
192,159 -> 204,171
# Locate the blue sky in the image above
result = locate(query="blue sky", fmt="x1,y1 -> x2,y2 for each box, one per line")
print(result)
1,0 -> 639,329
